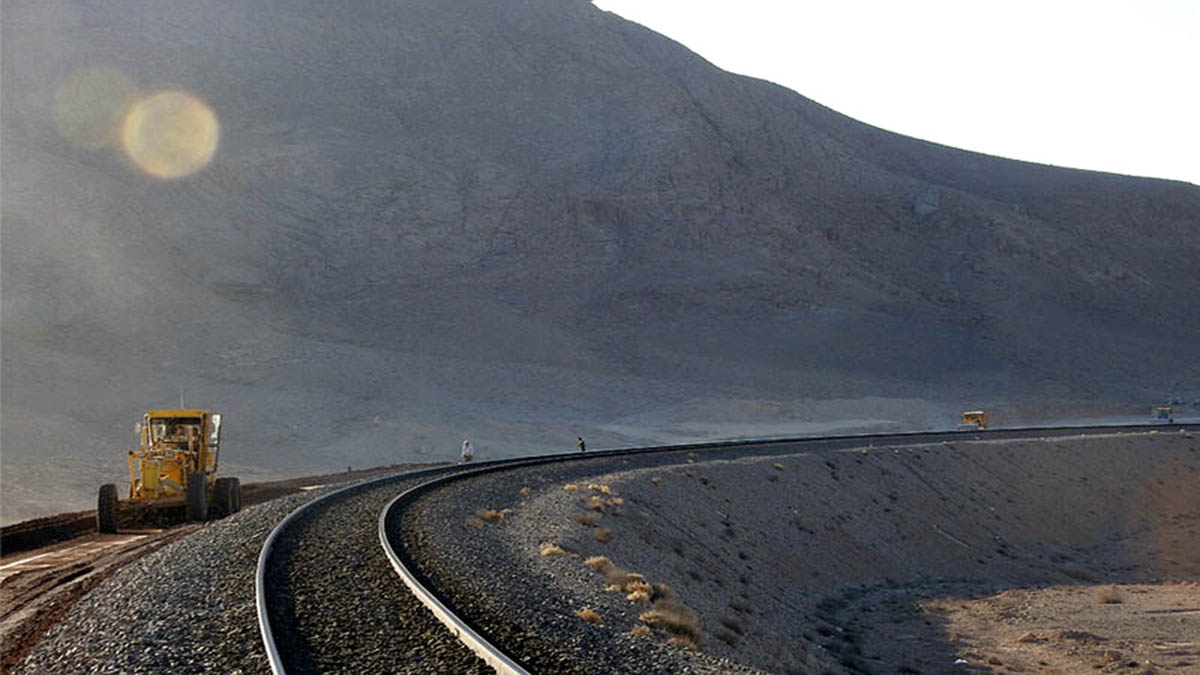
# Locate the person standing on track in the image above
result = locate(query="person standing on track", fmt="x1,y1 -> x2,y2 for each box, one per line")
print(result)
461,439 -> 474,463
577,436 -> 586,453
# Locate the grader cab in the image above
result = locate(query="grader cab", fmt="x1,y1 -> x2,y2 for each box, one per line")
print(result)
97,409 -> 241,533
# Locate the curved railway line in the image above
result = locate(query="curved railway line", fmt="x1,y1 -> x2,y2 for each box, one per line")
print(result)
254,423 -> 1197,673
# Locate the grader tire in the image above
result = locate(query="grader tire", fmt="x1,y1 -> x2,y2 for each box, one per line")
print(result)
230,477 -> 242,513
97,484 -> 118,533
213,477 -> 241,518
187,473 -> 209,522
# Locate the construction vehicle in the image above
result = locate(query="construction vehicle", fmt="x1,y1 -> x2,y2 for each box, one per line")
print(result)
957,410 -> 989,431
97,409 -> 240,533
1152,406 -> 1174,423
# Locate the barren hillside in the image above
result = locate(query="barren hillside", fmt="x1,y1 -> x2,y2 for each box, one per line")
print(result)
3,0 -> 1199,523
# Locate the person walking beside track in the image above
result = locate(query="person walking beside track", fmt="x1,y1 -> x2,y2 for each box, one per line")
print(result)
577,436 -> 586,453
460,439 -> 474,463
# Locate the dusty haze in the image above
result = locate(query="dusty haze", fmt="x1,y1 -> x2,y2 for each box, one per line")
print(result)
3,0 -> 1199,524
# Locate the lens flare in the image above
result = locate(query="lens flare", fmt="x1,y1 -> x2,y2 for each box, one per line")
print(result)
53,67 -> 139,150
121,91 -> 219,179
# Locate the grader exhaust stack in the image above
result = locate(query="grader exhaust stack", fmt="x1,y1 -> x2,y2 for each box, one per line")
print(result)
97,409 -> 241,533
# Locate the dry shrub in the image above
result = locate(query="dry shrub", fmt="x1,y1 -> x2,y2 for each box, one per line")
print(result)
651,476 -> 662,485
575,608 -> 603,624
611,496 -> 624,506
563,483 -> 579,492
719,614 -> 746,635
651,583 -> 675,601
476,509 -> 504,522
519,486 -> 533,496
585,496 -> 607,511
773,463 -> 785,471
464,516 -> 485,530
627,590 -> 651,603
539,542 -> 568,557
571,511 -> 602,527
626,580 -> 652,595
715,628 -> 739,647
585,556 -> 648,590
639,599 -> 702,647
1095,586 -> 1124,604
630,624 -> 652,637
585,556 -> 614,573
593,527 -> 614,543
604,584 -> 623,593
605,569 -> 642,587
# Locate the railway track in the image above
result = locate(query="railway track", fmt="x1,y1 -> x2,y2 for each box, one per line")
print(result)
257,423 -> 1196,673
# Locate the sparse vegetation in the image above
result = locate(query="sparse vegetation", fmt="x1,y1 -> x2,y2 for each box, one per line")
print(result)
593,527 -> 613,542
464,516 -> 485,530
587,483 -> 613,495
519,486 -> 533,496
715,628 -> 739,647
720,614 -> 746,635
476,508 -> 505,522
571,511 -> 602,527
630,624 -> 652,637
1095,585 -> 1124,604
639,592 -> 702,649
563,483 -> 579,492
585,556 -> 614,572
539,542 -> 568,557
626,580 -> 652,595
667,635 -> 699,650
575,608 -> 603,624
651,476 -> 662,485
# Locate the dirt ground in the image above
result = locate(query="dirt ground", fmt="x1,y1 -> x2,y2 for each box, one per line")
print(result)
516,430 -> 1200,674
827,581 -> 1200,674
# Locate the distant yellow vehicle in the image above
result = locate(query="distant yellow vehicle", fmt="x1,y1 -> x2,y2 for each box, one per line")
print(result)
97,409 -> 240,533
1152,406 -> 1174,423
957,410 -> 989,431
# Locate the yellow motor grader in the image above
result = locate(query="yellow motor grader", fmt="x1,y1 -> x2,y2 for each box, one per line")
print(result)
97,409 -> 240,533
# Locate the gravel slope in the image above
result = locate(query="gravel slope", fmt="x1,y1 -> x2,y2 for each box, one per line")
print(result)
471,431 -> 1199,673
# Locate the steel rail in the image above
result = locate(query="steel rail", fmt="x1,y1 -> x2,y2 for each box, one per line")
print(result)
254,456 -> 560,674
377,422 -> 1197,673
255,467 -> 450,674
256,422 -> 1193,673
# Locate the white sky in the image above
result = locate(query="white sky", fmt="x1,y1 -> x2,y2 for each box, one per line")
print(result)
593,0 -> 1199,186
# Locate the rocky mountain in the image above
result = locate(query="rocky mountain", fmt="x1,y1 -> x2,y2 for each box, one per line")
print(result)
3,0 -> 1198,523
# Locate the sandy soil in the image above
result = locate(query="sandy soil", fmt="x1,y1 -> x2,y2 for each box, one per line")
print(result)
508,431 -> 1199,673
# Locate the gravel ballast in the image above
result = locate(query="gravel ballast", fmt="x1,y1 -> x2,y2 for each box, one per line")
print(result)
14,487 -> 329,674
15,427 -> 1196,674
